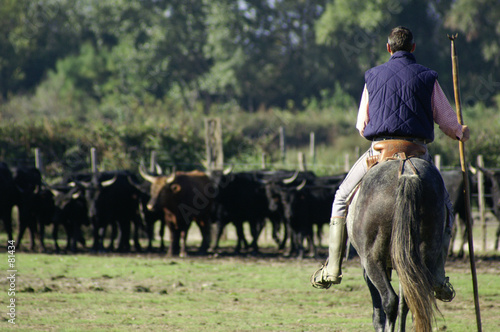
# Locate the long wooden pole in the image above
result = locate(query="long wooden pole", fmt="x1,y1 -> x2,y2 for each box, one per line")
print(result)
448,33 -> 482,332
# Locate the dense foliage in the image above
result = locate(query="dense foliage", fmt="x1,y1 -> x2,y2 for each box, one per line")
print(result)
0,0 -> 499,176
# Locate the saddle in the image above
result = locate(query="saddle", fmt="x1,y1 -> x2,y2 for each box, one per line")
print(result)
347,139 -> 427,219
366,140 -> 427,169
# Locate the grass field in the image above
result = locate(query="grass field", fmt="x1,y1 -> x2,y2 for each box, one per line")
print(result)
2,246 -> 499,331
1,218 -> 499,331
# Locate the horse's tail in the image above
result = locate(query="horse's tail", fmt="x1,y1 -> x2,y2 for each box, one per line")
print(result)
391,173 -> 436,332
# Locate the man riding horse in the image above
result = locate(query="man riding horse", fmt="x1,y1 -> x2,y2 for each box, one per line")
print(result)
311,26 -> 470,302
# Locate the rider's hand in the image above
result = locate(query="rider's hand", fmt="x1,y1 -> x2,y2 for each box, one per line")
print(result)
459,125 -> 470,142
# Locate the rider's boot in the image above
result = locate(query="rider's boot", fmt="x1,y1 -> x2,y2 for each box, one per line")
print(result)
310,217 -> 347,289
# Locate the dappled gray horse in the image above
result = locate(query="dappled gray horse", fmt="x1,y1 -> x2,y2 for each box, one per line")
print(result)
347,157 -> 445,332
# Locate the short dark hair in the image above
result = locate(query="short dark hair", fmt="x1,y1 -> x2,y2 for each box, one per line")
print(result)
388,26 -> 414,52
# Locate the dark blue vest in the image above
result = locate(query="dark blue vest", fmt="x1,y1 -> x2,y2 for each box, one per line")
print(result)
363,51 -> 437,142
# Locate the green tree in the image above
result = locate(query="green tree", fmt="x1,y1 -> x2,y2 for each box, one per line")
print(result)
202,0 -> 331,110
315,0 -> 450,99
0,0 -> 79,99
444,0 -> 500,107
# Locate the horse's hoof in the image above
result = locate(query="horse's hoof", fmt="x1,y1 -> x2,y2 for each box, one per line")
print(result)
434,277 -> 456,302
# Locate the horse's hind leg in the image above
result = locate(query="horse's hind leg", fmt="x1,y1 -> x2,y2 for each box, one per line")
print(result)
364,270 -> 386,332
365,263 -> 398,332
397,282 -> 409,332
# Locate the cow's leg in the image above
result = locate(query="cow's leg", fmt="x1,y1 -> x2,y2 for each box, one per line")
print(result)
76,223 -> 86,251
281,219 -> 292,252
132,214 -> 142,252
269,214 -> 283,248
2,213 -> 13,242
179,230 -> 188,257
159,220 -> 166,252
306,224 -> 316,258
306,233 -> 316,258
249,218 -> 265,254
495,223 -> 500,251
296,231 -> 305,259
458,221 -> 467,258
212,219 -> 225,252
16,214 -> 27,251
91,218 -> 102,252
234,220 -> 248,252
52,220 -> 62,253
65,222 -> 74,252
197,220 -> 211,254
146,217 -> 155,252
286,227 -> 299,257
167,224 -> 177,256
117,219 -> 131,253
107,222 -> 119,251
448,217 -> 458,257
28,219 -> 38,251
315,222 -> 324,248
38,219 -> 47,252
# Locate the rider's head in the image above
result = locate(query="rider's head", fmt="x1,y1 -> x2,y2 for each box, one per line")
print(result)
387,26 -> 415,54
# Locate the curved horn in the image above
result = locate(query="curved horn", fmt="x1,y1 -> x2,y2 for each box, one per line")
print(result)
166,171 -> 177,184
50,188 -> 63,197
101,175 -> 117,187
155,163 -> 163,175
282,170 -> 299,184
139,164 -> 157,183
71,190 -> 81,200
223,165 -> 233,175
76,179 -> 91,189
127,175 -> 147,194
296,179 -> 307,191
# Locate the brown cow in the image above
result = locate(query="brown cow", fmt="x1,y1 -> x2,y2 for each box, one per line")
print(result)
140,168 -> 214,257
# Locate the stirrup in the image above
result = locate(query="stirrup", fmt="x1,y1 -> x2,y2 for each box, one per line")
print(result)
434,277 -> 456,302
310,263 -> 342,289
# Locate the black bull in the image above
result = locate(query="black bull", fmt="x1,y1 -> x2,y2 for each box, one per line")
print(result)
140,169 -> 213,257
210,170 -> 286,254
440,168 -> 470,257
68,171 -> 144,253
0,162 -> 18,243
475,167 -> 500,251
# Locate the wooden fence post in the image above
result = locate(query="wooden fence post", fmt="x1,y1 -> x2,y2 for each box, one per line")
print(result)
34,148 -> 43,176
149,151 -> 157,173
205,118 -> 224,173
309,132 -> 316,166
90,147 -> 98,173
298,152 -> 306,171
279,126 -> 286,165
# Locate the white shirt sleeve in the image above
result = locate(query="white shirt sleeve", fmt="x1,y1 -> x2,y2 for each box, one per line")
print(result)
356,84 -> 369,137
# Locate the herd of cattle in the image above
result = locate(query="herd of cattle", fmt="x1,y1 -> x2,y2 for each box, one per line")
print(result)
1,161 -> 500,257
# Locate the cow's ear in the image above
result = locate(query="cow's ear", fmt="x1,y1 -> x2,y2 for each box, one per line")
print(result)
170,184 -> 181,193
